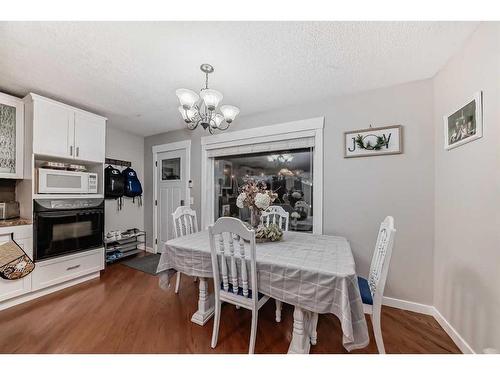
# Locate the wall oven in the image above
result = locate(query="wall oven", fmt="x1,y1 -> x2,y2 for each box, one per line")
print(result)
33,199 -> 104,261
38,168 -> 98,194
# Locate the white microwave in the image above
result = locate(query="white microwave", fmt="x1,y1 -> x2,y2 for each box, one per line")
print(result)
38,169 -> 98,194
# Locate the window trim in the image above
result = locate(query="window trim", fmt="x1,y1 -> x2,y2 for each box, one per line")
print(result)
201,117 -> 324,234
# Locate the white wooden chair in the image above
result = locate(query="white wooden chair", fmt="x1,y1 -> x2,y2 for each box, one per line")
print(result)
171,206 -> 198,294
261,205 -> 289,232
261,205 -> 289,322
357,216 -> 396,354
209,217 -> 271,354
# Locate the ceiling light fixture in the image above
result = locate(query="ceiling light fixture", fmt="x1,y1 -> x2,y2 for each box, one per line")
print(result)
267,154 -> 294,164
176,64 -> 240,134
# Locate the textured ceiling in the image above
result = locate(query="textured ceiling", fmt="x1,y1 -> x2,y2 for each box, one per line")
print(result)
0,21 -> 478,136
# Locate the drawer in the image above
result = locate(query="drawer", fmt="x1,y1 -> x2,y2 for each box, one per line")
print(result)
32,248 -> 104,291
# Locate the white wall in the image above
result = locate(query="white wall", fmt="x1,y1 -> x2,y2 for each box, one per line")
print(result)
433,23 -> 500,353
144,79 -> 436,305
105,126 -> 145,234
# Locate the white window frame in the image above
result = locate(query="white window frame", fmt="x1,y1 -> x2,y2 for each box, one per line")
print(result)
201,117 -> 324,234
152,140 -> 191,253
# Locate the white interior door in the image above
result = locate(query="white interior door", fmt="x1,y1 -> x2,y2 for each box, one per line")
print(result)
156,149 -> 187,252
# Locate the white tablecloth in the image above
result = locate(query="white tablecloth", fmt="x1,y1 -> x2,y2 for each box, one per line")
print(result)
157,230 -> 369,351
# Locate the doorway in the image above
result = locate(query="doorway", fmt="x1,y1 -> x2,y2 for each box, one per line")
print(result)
152,140 -> 191,253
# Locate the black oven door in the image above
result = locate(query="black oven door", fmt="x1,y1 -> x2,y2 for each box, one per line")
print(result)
34,206 -> 104,261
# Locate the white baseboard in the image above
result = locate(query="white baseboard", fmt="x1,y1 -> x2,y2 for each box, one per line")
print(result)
431,307 -> 475,354
145,246 -> 155,253
383,296 -> 435,316
382,296 -> 474,354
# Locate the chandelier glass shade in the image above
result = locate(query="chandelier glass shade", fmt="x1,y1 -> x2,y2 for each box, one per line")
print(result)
175,64 -> 240,134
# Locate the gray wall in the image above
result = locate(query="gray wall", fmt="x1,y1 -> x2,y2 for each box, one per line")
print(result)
144,79 -> 436,305
105,126 -> 145,234
433,23 -> 500,353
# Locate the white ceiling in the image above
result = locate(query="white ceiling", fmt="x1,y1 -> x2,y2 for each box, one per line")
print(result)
0,21 -> 478,136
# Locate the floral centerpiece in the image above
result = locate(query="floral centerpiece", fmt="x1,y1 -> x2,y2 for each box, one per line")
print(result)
236,179 -> 277,228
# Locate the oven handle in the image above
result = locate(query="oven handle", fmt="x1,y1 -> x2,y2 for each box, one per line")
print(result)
34,210 -> 104,218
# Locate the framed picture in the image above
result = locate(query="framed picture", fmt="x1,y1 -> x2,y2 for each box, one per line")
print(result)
443,91 -> 483,150
222,161 -> 232,189
344,125 -> 403,158
222,204 -> 231,217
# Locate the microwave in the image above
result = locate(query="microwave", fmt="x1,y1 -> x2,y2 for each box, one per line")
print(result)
38,169 -> 98,194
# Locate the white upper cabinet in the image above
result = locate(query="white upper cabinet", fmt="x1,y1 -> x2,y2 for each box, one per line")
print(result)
32,98 -> 74,158
26,94 -> 106,163
74,112 -> 105,162
0,92 -> 24,179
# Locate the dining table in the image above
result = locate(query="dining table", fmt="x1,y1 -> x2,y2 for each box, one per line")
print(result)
156,230 -> 369,353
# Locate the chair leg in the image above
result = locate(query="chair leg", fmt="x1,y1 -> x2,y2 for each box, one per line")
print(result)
175,272 -> 181,294
372,309 -> 385,354
249,310 -> 258,354
211,301 -> 221,349
275,300 -> 282,322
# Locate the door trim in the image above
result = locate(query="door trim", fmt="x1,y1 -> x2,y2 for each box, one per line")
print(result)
152,140 -> 191,253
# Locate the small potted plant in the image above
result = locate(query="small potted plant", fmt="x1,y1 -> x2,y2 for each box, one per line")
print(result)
291,211 -> 301,226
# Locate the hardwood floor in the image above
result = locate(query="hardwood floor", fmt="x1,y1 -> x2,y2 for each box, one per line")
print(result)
0,258 -> 460,354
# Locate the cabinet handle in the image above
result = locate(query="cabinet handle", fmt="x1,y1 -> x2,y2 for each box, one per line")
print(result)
66,264 -> 81,271
76,147 -> 79,157
70,145 -> 73,156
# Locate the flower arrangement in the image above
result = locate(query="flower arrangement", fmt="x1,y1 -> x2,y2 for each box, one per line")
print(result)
255,223 -> 283,242
236,179 -> 277,227
291,211 -> 301,220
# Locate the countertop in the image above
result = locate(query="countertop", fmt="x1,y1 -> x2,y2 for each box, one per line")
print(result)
0,218 -> 33,228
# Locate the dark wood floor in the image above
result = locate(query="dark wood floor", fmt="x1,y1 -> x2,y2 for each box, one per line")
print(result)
0,257 -> 460,354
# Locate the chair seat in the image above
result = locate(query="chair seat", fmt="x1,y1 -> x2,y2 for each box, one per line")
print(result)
221,282 -> 265,300
357,276 -> 373,305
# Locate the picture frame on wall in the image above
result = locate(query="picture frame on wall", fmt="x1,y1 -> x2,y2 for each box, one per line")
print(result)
222,204 -> 231,217
443,91 -> 483,150
344,125 -> 403,158
222,161 -> 232,189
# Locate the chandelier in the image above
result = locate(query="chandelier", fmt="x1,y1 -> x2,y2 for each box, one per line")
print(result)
176,64 -> 240,134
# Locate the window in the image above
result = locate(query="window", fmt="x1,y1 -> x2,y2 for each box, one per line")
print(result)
214,148 -> 313,232
161,158 -> 181,180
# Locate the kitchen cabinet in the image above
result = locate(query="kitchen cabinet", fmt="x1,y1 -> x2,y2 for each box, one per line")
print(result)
0,225 -> 32,302
74,112 -> 105,162
26,94 -> 106,163
32,98 -> 74,158
0,92 -> 24,179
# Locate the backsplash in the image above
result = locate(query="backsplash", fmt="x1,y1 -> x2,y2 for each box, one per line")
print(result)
0,179 -> 16,201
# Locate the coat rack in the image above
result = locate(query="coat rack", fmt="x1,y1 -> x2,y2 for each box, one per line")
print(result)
105,158 -> 131,168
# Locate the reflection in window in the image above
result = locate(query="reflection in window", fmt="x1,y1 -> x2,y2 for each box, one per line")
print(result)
162,158 -> 181,180
214,148 -> 313,232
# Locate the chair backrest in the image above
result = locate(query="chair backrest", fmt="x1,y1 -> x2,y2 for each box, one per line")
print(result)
368,216 -> 396,305
172,206 -> 198,238
208,217 -> 258,304
261,205 -> 289,231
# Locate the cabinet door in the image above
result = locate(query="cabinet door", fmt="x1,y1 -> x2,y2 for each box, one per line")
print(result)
0,93 -> 24,179
0,234 -> 32,302
74,112 -> 106,162
33,99 -> 74,158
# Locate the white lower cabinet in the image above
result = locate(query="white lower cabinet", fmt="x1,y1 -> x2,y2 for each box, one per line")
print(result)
32,248 -> 104,291
0,224 -> 104,309
0,225 -> 33,302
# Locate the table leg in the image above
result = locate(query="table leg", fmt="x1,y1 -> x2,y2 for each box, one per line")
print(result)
310,313 -> 319,345
287,306 -> 312,354
190,277 -> 215,326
